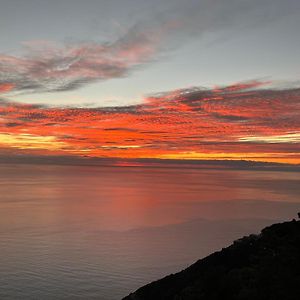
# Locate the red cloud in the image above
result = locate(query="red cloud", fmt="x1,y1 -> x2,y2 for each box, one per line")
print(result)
0,83 -> 14,93
0,81 -> 300,164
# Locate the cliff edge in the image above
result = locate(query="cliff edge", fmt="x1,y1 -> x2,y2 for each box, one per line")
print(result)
123,219 -> 300,300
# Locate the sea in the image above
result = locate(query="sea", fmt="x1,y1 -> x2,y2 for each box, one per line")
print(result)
0,163 -> 299,299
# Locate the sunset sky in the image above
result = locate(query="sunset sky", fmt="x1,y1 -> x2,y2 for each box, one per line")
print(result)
0,0 -> 300,163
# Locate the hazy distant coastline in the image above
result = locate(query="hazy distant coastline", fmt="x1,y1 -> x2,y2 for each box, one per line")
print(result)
1,154 -> 299,172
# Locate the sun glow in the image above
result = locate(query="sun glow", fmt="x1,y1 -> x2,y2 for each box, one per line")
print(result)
0,133 -> 67,151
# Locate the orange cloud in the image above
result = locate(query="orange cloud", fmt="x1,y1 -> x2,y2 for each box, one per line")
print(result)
0,81 -> 299,164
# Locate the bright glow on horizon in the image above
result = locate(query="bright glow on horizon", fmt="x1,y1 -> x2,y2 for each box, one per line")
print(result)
239,133 -> 300,143
0,133 -> 67,151
0,81 -> 299,164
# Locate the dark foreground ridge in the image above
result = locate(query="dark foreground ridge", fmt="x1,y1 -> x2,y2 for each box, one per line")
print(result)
123,219 -> 300,300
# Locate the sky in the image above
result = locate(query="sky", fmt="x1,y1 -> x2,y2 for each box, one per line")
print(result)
0,0 -> 300,163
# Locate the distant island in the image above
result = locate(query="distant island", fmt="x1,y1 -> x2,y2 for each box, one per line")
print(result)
123,218 -> 300,300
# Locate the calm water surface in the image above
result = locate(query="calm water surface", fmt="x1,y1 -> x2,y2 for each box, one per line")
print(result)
0,163 -> 299,299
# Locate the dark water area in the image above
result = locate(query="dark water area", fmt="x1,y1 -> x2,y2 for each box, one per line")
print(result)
0,163 -> 299,299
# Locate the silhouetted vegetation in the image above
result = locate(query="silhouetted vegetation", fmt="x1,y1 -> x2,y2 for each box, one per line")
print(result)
123,219 -> 300,300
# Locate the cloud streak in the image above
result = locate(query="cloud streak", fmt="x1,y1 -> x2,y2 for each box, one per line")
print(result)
1,80 -> 299,163
0,29 -> 162,94
0,0 -> 299,96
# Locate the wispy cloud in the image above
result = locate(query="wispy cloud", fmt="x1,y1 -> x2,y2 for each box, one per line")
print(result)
0,29 -> 163,94
0,0 -> 299,96
1,81 -> 299,163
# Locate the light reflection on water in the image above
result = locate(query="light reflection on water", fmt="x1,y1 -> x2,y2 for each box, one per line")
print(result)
0,163 -> 299,299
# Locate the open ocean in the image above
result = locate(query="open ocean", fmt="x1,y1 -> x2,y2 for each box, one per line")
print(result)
0,163 -> 299,299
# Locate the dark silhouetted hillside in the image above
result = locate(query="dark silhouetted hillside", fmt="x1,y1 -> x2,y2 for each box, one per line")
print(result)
123,219 -> 300,300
